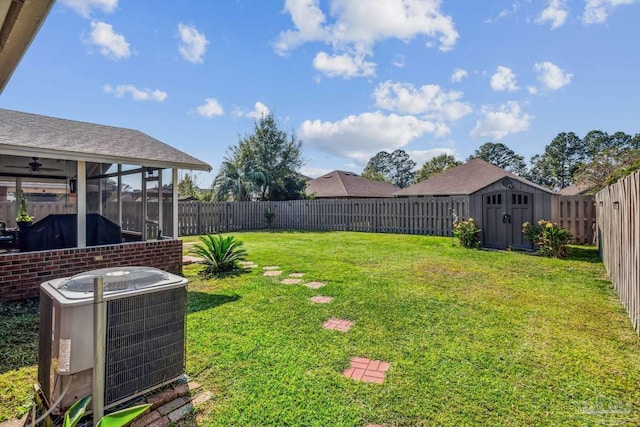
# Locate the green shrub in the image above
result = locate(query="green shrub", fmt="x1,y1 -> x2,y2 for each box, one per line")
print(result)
453,218 -> 481,249
522,220 -> 571,258
190,234 -> 248,277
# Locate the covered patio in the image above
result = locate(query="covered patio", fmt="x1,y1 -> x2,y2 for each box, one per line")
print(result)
0,108 -> 210,301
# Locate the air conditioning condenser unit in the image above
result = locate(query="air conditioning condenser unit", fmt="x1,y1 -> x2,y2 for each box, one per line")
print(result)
38,266 -> 188,414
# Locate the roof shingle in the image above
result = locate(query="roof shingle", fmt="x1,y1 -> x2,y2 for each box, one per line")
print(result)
394,158 -> 551,196
305,170 -> 398,198
0,108 -> 210,171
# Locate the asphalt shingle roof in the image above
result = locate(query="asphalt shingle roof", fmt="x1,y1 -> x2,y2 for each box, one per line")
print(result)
305,170 -> 398,198
0,108 -> 210,171
394,158 -> 552,196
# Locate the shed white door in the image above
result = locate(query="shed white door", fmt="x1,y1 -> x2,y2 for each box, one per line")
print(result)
483,191 -> 533,249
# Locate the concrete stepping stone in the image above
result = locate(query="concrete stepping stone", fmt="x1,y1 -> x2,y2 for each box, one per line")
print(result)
263,266 -> 280,270
343,357 -> 390,384
281,278 -> 303,284
310,296 -> 334,304
263,270 -> 283,277
242,264 -> 257,269
288,272 -> 305,278
303,281 -> 326,289
322,318 -> 354,332
239,261 -> 256,266
182,255 -> 205,265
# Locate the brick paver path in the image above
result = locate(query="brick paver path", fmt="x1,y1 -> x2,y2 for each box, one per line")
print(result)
322,318 -> 354,332
309,296 -> 334,304
343,357 -> 390,384
281,278 -> 303,284
263,270 -> 283,277
303,281 -> 326,289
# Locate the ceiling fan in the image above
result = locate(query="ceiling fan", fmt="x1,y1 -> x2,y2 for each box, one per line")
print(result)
6,157 -> 63,173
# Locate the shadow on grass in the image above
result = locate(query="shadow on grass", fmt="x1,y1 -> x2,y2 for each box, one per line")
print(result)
0,299 -> 39,374
187,292 -> 240,314
567,245 -> 601,263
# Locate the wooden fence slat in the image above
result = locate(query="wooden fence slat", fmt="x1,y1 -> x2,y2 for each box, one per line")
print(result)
597,171 -> 640,336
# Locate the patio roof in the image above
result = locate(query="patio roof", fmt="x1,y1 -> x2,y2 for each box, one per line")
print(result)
0,108 -> 211,172
0,0 -> 55,94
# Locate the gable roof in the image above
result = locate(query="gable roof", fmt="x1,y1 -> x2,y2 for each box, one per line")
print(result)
305,170 -> 398,198
394,158 -> 552,196
0,108 -> 211,171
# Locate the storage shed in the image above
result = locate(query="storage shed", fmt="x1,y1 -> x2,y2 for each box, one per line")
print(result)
395,159 -> 556,250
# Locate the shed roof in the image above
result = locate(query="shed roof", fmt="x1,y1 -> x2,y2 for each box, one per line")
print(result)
0,108 -> 211,171
395,158 -> 552,196
305,170 -> 398,198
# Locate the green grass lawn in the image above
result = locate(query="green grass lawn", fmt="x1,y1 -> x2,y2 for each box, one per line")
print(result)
2,231 -> 640,426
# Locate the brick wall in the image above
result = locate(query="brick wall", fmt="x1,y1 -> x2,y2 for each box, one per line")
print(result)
0,239 -> 183,302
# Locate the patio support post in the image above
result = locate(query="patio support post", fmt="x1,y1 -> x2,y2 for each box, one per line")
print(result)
77,160 -> 86,248
158,169 -> 163,238
172,168 -> 178,238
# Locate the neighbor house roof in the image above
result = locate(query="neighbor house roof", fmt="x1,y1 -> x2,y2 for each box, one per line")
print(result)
558,181 -> 595,195
0,0 -> 55,93
305,170 -> 398,198
394,158 -> 552,196
0,108 -> 211,171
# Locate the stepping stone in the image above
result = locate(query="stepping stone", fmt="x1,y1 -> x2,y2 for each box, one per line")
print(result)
263,266 -> 280,270
288,272 -> 305,278
242,264 -> 257,269
182,255 -> 205,265
322,318 -> 354,332
303,281 -> 326,289
239,261 -> 256,266
343,357 -> 390,384
281,278 -> 303,285
263,270 -> 283,277
310,296 -> 334,304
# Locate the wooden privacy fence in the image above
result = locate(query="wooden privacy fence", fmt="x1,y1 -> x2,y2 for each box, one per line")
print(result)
0,201 -> 74,228
178,197 -> 469,237
555,195 -> 597,244
596,171 -> 640,335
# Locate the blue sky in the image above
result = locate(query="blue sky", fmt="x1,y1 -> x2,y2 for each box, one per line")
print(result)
2,0 -> 639,185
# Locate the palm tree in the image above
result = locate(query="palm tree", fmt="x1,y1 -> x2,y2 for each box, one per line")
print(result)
212,159 -> 270,201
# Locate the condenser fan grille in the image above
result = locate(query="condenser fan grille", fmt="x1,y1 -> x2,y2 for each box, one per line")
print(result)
60,267 -> 170,293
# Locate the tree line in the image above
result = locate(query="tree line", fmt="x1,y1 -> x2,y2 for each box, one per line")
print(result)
178,113 -> 640,201
364,131 -> 640,193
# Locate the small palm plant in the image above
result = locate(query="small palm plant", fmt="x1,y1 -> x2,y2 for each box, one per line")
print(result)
190,234 -> 248,277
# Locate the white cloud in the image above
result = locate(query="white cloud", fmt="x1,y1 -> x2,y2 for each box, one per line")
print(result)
582,0 -> 637,24
61,0 -> 117,18
235,102 -> 271,119
178,23 -> 208,64
534,61 -> 572,90
196,98 -> 224,117
299,111 -> 447,163
409,148 -> 457,168
536,0 -> 569,29
300,166 -> 334,179
373,80 -> 472,122
392,54 -> 406,68
313,51 -> 376,78
485,2 -> 521,23
103,84 -> 167,101
490,66 -> 519,92
451,68 -> 468,83
87,21 -> 130,60
528,86 -> 539,95
275,0 -> 459,57
470,102 -> 532,140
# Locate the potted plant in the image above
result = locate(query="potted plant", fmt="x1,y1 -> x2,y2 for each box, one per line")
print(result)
16,196 -> 34,230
